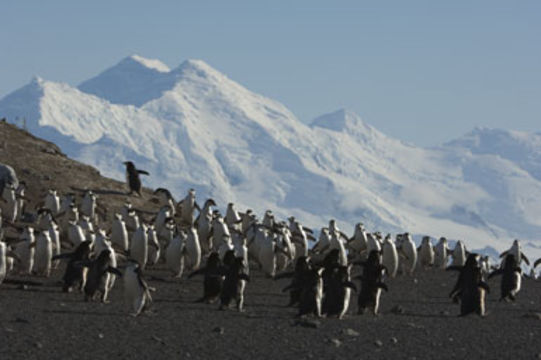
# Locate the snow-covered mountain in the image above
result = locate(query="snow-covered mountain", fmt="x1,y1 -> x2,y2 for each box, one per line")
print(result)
1,54 -> 540,257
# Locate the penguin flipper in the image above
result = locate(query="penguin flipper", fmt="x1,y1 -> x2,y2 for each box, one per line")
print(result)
521,253 -> 530,266
499,250 -> 509,258
137,170 -> 150,175
107,267 -> 123,277
534,258 -> 541,268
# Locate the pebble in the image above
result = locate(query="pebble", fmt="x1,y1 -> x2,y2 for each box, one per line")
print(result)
374,340 -> 383,347
330,338 -> 341,347
390,337 -> 398,344
98,333 -> 104,339
344,328 -> 359,336
213,327 -> 225,334
35,342 -> 43,349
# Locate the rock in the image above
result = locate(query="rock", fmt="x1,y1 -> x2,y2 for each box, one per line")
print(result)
98,333 -> 104,339
344,328 -> 359,336
330,338 -> 341,347
35,342 -> 43,349
213,327 -> 225,334
152,335 -> 166,344
440,310 -> 450,316
413,278 -> 418,284
390,305 -> 405,314
18,284 -> 28,291
390,337 -> 398,344
374,340 -> 383,347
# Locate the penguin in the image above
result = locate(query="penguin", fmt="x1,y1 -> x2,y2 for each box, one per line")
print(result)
347,223 -> 368,261
311,228 -> 331,256
328,230 -> 347,267
123,261 -> 154,316
47,218 -> 61,268
500,239 -> 530,266
14,226 -> 35,274
153,188 -> 176,215
262,210 -> 275,228
188,252 -> 224,303
219,257 -> 250,312
121,202 -> 140,235
196,199 -> 216,255
355,250 -> 388,315
275,256 -> 312,307
1,183 -> 18,223
434,237 -> 451,269
53,241 -> 92,293
184,226 -> 201,271
146,224 -> 160,266
78,215 -> 95,243
418,236 -> 434,268
94,231 -> 120,296
15,181 -> 26,221
381,234 -> 399,278
154,205 -> 172,236
224,203 -> 242,231
68,220 -> 87,248
298,266 -> 324,317
451,240 -> 467,267
43,189 -> 60,216
111,213 -> 129,252
58,203 -> 79,238
130,223 -> 148,270
59,192 -> 76,214
365,232 -> 382,258
123,161 -> 149,196
0,241 -> 19,284
33,230 -> 52,277
396,233 -> 417,275
258,229 -> 277,278
479,256 -> 492,279
290,220 -> 310,260
81,249 -> 122,302
166,229 -> 186,278
489,254 -> 522,302
177,189 -> 200,227
322,264 -> 357,319
210,215 -> 231,253
81,190 -> 99,222
448,253 -> 490,316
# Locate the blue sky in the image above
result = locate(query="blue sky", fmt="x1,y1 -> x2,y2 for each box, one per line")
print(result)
1,1 -> 539,146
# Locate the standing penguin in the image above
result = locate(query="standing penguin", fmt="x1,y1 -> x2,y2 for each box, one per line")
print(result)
298,267 -> 324,317
196,199 -> 216,255
188,252 -> 224,304
489,254 -> 522,302
130,223 -> 148,270
14,226 -> 35,275
0,242 -> 19,284
451,240 -> 467,267
184,226 -> 201,271
177,189 -> 200,227
397,233 -> 417,275
53,241 -> 92,293
33,231 -> 52,277
123,161 -> 149,196
166,229 -> 186,278
434,237 -> 451,269
219,257 -> 250,312
347,223 -> 368,261
322,264 -> 357,319
1,183 -> 18,223
146,225 -> 160,266
43,189 -> 60,216
356,250 -> 388,315
381,234 -> 399,278
448,254 -> 490,316
500,240 -> 530,266
418,236 -> 434,268
276,256 -> 312,307
111,213 -> 129,252
82,249 -> 122,302
123,261 -> 154,316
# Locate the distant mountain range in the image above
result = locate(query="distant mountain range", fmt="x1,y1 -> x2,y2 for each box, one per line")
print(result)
2,54 -> 541,256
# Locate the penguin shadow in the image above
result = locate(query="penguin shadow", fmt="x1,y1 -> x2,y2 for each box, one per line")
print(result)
389,311 -> 454,319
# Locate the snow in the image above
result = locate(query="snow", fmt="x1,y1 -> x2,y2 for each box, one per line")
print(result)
1,55 -> 541,259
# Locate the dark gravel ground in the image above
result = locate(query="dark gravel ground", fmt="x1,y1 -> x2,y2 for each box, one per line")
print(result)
2,264 -> 541,360
2,121 -> 541,359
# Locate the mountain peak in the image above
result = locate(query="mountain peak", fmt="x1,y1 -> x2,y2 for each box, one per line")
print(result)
123,54 -> 170,73
174,59 -> 227,82
311,108 -> 369,132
